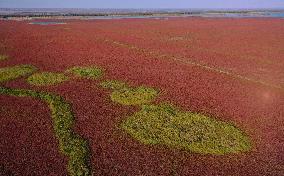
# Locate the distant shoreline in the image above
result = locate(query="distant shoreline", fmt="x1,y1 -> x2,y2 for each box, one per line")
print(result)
1,8 -> 284,20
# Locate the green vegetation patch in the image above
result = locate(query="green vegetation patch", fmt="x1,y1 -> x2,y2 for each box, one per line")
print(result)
121,103 -> 252,155
111,86 -> 158,106
0,55 -> 8,61
67,66 -> 104,79
0,65 -> 37,83
100,80 -> 128,90
0,87 -> 91,175
27,72 -> 69,86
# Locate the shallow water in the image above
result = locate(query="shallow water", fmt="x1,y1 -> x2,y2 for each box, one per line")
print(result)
26,12 -> 284,23
84,15 -> 170,20
29,22 -> 66,25
80,12 -> 284,20
268,12 -> 284,17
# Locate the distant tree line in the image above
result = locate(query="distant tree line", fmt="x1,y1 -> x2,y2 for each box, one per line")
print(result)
0,11 -> 204,18
1,9 -> 282,19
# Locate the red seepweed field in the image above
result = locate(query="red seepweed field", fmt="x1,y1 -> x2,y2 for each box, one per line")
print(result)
0,17 -> 284,175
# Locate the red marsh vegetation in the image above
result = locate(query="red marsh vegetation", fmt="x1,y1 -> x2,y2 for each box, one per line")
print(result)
0,18 -> 283,175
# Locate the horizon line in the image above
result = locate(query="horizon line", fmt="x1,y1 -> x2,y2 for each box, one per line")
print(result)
1,7 -> 284,10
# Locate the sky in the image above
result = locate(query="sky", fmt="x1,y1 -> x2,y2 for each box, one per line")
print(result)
1,0 -> 284,9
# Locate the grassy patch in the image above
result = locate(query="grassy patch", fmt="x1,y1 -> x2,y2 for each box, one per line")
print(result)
121,103 -> 252,155
66,66 -> 104,80
0,55 -> 8,61
0,87 -> 91,175
100,80 -> 128,90
27,72 -> 69,86
111,86 -> 158,106
0,65 -> 37,83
